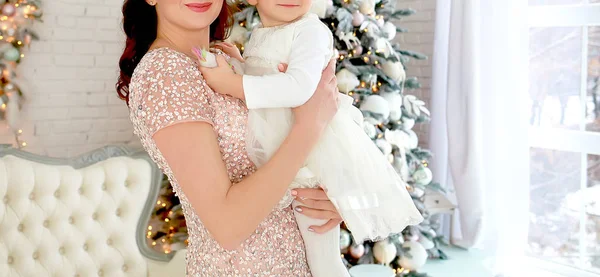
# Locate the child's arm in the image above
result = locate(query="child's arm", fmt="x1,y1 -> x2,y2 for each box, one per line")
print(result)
198,19 -> 333,108
243,20 -> 333,109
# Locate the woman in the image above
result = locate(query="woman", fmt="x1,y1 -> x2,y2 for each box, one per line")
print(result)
116,0 -> 342,275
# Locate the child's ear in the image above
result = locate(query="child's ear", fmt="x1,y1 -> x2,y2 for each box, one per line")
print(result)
247,0 -> 258,5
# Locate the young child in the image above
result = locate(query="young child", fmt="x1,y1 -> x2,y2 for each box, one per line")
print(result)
195,2 -> 424,276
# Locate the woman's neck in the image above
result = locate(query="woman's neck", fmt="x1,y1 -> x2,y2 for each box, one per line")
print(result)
154,22 -> 210,59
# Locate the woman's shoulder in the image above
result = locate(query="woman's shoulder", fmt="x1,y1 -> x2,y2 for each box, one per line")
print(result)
132,47 -> 201,84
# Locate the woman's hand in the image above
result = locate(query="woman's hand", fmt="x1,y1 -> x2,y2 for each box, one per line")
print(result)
291,59 -> 339,134
292,187 -> 343,234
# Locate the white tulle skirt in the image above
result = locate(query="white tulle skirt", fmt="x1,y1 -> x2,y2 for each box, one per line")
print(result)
246,94 -> 424,243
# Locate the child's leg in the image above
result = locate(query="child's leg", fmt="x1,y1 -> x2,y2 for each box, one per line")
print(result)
292,201 -> 350,277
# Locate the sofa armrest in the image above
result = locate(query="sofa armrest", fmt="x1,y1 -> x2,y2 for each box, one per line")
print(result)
147,250 -> 187,277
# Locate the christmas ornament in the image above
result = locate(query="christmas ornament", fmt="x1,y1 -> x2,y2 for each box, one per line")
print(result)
382,61 -> 406,84
393,156 -> 410,182
349,243 -> 365,258
381,91 -> 402,121
406,129 -> 419,149
24,34 -> 32,45
374,38 -> 391,57
360,95 -> 390,120
373,239 -> 397,265
399,116 -> 415,130
3,47 -> 20,62
353,45 -> 363,55
336,68 -> 360,93
413,166 -> 433,185
384,129 -> 409,149
6,27 -> 15,37
375,139 -> 392,155
340,228 -> 352,249
383,22 -> 396,40
359,0 -> 376,15
376,16 -> 385,27
398,241 -> 428,270
352,11 -> 365,27
2,3 -> 16,16
419,236 -> 435,250
363,120 -> 377,139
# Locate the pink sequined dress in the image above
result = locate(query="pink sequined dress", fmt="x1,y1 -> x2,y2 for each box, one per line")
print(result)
128,47 -> 312,277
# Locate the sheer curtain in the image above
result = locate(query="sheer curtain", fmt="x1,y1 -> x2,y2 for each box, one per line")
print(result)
429,0 -> 530,274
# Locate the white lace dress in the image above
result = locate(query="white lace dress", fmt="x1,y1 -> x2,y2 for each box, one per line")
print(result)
241,14 -> 424,244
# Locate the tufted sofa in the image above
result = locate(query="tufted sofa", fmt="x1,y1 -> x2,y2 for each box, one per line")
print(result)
0,145 -> 186,277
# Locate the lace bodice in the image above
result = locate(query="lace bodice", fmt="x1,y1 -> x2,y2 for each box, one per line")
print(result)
128,48 -> 311,276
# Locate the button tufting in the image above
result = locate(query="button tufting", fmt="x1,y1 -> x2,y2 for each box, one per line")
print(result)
106,239 -> 112,246
122,264 -> 128,272
124,180 -> 130,188
92,213 -> 98,220
68,216 -> 75,224
54,190 -> 60,197
3,195 -> 8,203
98,269 -> 103,276
102,184 -> 107,191
83,243 -> 88,251
43,220 -> 49,228
7,256 -> 13,264
115,209 -> 121,217
29,193 -> 35,200
59,247 -> 65,255
78,188 -> 84,195
17,224 -> 24,232
32,251 -> 39,259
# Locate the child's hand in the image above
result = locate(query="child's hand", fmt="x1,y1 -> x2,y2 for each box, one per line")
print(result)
195,51 -> 245,100
213,42 -> 244,63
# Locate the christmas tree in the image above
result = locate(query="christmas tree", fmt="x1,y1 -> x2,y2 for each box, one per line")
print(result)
148,0 -> 453,275
0,0 -> 42,149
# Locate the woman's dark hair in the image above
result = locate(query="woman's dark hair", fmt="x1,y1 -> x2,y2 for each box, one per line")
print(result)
116,0 -> 235,105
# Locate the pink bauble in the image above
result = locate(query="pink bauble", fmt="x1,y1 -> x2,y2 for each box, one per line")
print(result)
354,45 -> 363,55
2,4 -> 15,16
350,244 -> 365,259
352,12 -> 365,27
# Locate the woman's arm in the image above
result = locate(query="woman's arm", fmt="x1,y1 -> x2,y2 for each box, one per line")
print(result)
152,60 -> 339,250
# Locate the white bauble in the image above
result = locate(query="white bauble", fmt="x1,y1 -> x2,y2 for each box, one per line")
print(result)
377,17 -> 385,27
309,0 -> 328,18
352,11 -> 365,27
381,91 -> 402,121
373,239 -> 397,265
383,22 -> 396,40
384,129 -> 409,149
382,61 -> 406,84
398,241 -> 428,270
413,167 -> 433,185
363,121 -> 377,139
340,229 -> 352,249
226,25 -> 248,45
360,95 -> 390,120
406,129 -> 418,149
419,236 -> 435,250
336,69 -> 360,93
359,0 -> 376,15
375,139 -> 392,156
399,117 -> 415,130
375,38 -> 391,58
393,157 -> 410,182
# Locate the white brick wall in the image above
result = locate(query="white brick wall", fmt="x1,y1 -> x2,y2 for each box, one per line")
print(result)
0,0 -> 436,157
393,0 -> 436,148
0,0 -> 139,157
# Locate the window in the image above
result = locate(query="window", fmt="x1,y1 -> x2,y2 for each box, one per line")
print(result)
528,1 -> 600,276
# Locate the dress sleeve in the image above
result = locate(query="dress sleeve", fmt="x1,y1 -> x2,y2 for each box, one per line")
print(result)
242,18 -> 333,109
132,50 -> 215,136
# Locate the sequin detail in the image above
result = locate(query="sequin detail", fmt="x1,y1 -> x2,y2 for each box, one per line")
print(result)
128,47 -> 311,276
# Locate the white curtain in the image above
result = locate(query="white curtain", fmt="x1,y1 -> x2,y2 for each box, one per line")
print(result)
429,0 -> 531,274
